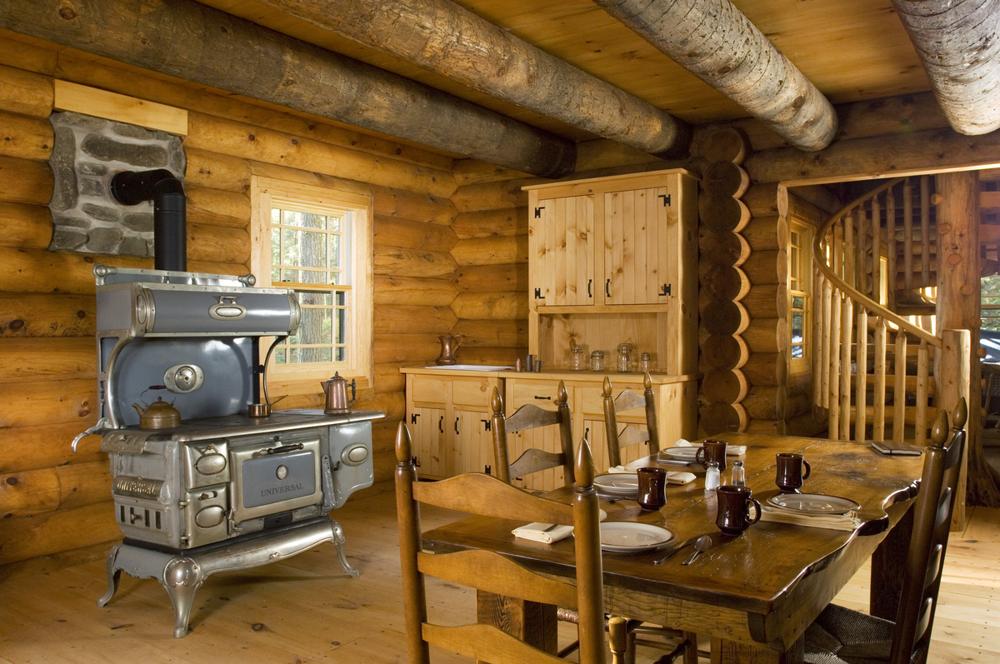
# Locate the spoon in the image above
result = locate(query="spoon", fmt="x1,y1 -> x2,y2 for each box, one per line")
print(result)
681,535 -> 713,566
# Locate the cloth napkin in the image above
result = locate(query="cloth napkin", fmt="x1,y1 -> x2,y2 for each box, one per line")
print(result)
759,506 -> 863,532
607,457 -> 697,485
673,438 -> 747,456
513,510 -> 608,544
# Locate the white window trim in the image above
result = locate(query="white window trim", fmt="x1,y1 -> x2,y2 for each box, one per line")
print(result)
250,175 -> 373,396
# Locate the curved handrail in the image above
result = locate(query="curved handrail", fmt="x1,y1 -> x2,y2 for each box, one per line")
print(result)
812,177 -> 940,347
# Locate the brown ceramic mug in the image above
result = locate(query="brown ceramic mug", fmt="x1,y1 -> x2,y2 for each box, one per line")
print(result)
696,439 -> 727,472
637,467 -> 667,511
715,485 -> 762,536
775,452 -> 812,492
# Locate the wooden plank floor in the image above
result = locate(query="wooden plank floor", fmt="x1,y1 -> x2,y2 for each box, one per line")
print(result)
1,488 -> 997,663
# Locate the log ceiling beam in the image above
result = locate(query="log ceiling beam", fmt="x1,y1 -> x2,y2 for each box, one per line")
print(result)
243,0 -> 689,156
891,0 -> 1000,136
594,0 -> 838,152
0,0 -> 576,178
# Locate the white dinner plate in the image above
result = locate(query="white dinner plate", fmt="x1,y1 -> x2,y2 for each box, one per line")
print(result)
767,493 -> 861,515
599,522 -> 674,553
659,447 -> 700,461
593,473 -> 639,497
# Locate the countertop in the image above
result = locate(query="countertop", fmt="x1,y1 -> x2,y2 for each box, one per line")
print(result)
400,365 -> 696,384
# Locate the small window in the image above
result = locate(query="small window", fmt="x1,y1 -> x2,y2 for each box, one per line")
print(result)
788,220 -> 813,374
251,177 -> 372,389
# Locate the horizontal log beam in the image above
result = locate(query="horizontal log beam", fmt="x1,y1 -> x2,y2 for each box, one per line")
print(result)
257,0 -> 687,155
0,0 -> 576,177
0,461 -> 110,518
596,0 -> 836,151
0,292 -> 94,337
892,0 -> 1000,136
456,264 -> 528,293
0,63 -> 53,118
451,236 -> 528,267
0,501 -> 118,565
0,422 -> 103,474
373,276 -> 457,307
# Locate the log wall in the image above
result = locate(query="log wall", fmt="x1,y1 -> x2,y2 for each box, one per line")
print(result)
0,33 -> 459,565
450,172 -> 531,365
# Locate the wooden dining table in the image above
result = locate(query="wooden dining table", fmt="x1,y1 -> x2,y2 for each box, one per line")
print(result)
422,434 -> 925,664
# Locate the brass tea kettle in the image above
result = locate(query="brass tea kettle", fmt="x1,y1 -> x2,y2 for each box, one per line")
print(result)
132,397 -> 182,430
321,372 -> 356,414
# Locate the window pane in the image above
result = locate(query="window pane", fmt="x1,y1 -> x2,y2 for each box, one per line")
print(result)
327,234 -> 341,273
335,305 -> 348,344
298,346 -> 332,363
791,312 -> 804,344
270,208 -> 280,224
299,291 -> 333,306
273,348 -> 286,365
293,304 -> 333,346
791,344 -> 804,359
792,295 -> 805,309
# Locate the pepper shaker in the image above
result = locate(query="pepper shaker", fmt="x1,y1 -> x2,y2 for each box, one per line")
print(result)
704,461 -> 721,492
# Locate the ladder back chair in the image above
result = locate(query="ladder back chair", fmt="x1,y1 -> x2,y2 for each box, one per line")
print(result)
491,382 -> 576,486
804,397 -> 968,664
603,373 -> 660,469
394,422 -> 607,664
604,373 -> 697,663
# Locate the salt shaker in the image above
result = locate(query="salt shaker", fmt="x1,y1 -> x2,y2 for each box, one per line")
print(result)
704,461 -> 721,492
590,350 -> 606,371
731,460 -> 746,487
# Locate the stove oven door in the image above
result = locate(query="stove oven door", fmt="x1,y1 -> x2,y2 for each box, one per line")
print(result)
229,434 -> 323,524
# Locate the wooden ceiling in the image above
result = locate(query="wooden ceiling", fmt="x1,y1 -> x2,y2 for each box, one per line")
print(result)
197,0 -> 930,143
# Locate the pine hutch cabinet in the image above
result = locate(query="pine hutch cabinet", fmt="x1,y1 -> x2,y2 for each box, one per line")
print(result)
402,169 -> 698,489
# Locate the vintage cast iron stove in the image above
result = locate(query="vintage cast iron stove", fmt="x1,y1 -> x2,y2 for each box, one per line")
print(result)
71,170 -> 381,637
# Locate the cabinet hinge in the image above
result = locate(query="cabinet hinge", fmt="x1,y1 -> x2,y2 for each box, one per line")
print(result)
659,194 -> 671,207
534,287 -> 543,299
484,464 -> 492,475
481,419 -> 491,431
534,206 -> 545,218
410,413 -> 419,424
659,283 -> 672,297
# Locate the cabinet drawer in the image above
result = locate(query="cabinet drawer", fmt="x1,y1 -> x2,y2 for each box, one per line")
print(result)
409,375 -> 451,405
450,377 -> 496,409
509,379 -> 567,412
576,384 -> 646,420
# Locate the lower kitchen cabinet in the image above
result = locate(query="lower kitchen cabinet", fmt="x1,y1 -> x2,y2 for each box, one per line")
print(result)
401,369 -> 501,480
402,367 -> 695,489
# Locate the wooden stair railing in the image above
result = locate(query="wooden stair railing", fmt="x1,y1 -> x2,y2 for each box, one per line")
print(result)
812,176 -> 944,444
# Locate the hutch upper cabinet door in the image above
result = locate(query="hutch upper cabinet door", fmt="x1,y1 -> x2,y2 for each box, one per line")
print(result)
603,185 -> 675,305
530,195 -> 595,307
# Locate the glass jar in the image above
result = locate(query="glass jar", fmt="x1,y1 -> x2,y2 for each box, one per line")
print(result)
639,352 -> 652,373
570,344 -> 586,371
590,350 -> 606,372
617,343 -> 633,373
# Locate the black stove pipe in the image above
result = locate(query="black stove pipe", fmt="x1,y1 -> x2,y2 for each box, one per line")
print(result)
110,169 -> 186,271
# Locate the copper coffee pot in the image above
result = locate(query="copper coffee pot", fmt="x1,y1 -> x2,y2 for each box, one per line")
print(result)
321,372 -> 357,414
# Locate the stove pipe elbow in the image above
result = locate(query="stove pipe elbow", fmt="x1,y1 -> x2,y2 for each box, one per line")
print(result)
110,169 -> 186,272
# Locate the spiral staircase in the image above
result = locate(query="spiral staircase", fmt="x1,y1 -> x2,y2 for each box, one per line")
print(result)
810,175 -> 969,444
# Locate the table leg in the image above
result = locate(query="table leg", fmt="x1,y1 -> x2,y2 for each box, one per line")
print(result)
475,590 -> 558,653
871,505 -> 914,620
711,637 -> 804,664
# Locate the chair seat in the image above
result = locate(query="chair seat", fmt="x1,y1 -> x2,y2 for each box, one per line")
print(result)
804,604 -> 894,664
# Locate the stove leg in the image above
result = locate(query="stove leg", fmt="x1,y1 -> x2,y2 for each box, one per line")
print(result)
330,519 -> 360,578
162,557 -> 204,638
97,544 -> 122,608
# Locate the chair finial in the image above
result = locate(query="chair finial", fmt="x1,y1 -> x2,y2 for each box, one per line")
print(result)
490,386 -> 503,416
575,434 -> 595,487
602,375 -> 612,397
929,410 -> 949,448
395,421 -> 412,463
643,372 -> 653,390
557,380 -> 568,404
952,397 -> 968,431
